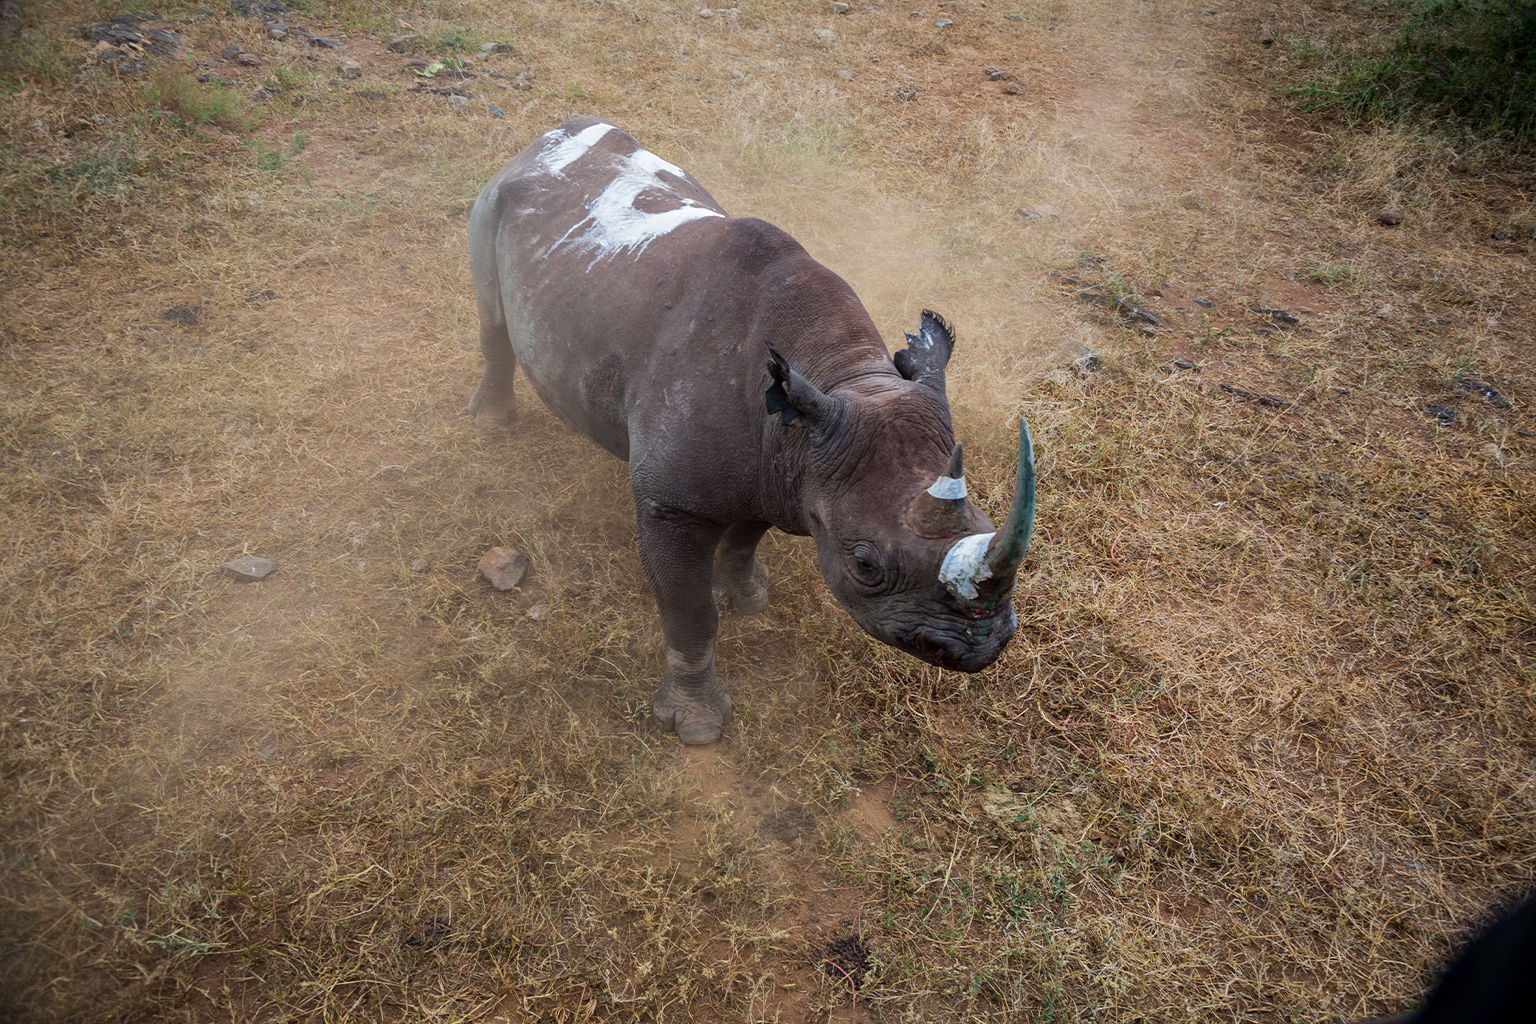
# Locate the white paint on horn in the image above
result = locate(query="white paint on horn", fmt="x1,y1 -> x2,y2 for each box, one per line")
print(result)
938,532 -> 995,602
927,475 -> 967,500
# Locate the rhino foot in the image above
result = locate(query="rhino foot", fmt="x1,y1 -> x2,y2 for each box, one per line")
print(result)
712,559 -> 769,615
653,682 -> 733,745
468,379 -> 516,430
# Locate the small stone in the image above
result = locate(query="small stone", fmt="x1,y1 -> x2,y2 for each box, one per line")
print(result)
1004,12 -> 1022,20
729,70 -> 747,81
1016,204 -> 1057,219
488,104 -> 506,118
250,85 -> 274,99
1377,210 -> 1403,226
387,32 -> 419,52
478,547 -> 528,590
983,65 -> 1011,80
409,557 -> 429,573
447,94 -> 470,111
308,34 -> 341,49
836,68 -> 853,81
1492,227 -> 1515,241
526,603 -> 548,621
1257,25 -> 1273,46
813,27 -> 833,40
1002,81 -> 1021,94
479,40 -> 513,55
222,555 -> 277,582
266,20 -> 286,40
511,71 -> 531,89
237,51 -> 262,65
338,58 -> 360,78
198,73 -> 232,85
222,42 -> 244,60
935,18 -> 953,27
718,7 -> 740,19
1424,404 -> 1457,426
832,1 -> 850,11
698,6 -> 714,17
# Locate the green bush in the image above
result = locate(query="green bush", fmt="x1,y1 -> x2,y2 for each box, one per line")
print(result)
1345,0 -> 1536,143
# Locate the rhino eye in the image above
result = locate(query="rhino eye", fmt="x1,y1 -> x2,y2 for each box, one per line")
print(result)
851,541 -> 884,586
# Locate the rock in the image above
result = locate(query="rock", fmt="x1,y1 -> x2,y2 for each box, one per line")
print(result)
222,42 -> 244,59
1075,347 -> 1101,374
935,18 -> 953,27
231,0 -> 288,17
729,70 -> 747,81
718,7 -> 740,19
447,93 -> 470,111
1016,204 -> 1058,219
1424,404 -> 1457,425
387,32 -> 419,52
266,20 -> 286,39
511,70 -> 531,89
697,6 -> 714,17
1377,209 -> 1403,226
198,73 -> 232,85
813,27 -> 833,40
222,555 -> 277,582
526,603 -> 548,621
1004,13 -> 1022,20
836,68 -> 853,81
1002,81 -> 1021,94
409,557 -> 429,573
236,51 -> 262,65
1457,377 -> 1511,409
1258,25 -> 1273,46
488,104 -> 506,118
250,85 -> 274,99
338,58 -> 360,78
832,1 -> 850,11
1492,227 -> 1515,241
308,33 -> 340,49
894,85 -> 919,100
983,64 -> 1010,80
478,547 -> 528,590
478,40 -> 513,55
1193,298 -> 1215,308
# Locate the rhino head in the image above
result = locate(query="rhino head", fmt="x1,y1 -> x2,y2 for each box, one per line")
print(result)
767,311 -> 1036,672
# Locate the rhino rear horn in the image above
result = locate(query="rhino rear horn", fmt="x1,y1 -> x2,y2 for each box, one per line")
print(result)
893,309 -> 955,394
905,443 -> 974,538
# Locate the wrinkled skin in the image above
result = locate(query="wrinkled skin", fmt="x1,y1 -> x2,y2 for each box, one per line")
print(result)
469,117 -> 1021,744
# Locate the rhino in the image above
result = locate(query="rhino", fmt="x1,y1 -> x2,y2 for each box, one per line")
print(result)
468,116 -> 1037,744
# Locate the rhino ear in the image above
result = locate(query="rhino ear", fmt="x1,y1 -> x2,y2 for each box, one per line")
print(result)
766,346 -> 837,427
893,309 -> 955,394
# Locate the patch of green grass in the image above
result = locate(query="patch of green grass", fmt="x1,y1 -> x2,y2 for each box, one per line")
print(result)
141,70 -> 248,132
1294,0 -> 1536,145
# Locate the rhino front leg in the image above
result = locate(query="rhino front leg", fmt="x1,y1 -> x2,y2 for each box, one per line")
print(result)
635,501 -> 732,744
713,521 -> 771,614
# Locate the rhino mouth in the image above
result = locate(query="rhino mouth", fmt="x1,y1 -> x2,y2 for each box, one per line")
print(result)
904,606 -> 1017,672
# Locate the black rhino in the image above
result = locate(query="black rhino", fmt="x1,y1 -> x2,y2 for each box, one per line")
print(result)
468,117 -> 1036,744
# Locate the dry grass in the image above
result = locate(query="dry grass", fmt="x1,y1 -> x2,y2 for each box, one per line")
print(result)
3,0 -> 1535,1021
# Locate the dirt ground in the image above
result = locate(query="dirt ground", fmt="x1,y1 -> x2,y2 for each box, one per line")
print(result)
2,0 -> 1534,1022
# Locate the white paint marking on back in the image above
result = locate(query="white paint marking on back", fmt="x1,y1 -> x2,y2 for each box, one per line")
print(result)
536,122 -> 621,178
535,124 -> 724,267
938,532 -> 994,601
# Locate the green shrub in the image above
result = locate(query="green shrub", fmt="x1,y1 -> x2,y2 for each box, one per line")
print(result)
1340,0 -> 1536,143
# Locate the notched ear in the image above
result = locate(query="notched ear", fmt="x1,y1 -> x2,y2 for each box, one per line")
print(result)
765,345 -> 837,427
893,309 -> 956,393
765,346 -> 801,424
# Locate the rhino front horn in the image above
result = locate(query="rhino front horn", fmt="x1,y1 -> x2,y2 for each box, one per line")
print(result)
938,417 -> 1036,609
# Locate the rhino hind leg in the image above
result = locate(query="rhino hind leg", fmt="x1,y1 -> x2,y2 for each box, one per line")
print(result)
636,500 -> 733,744
713,521 -> 771,615
468,313 -> 517,430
